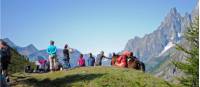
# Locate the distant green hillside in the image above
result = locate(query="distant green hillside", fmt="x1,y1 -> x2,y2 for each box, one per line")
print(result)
9,47 -> 34,74
12,67 -> 181,87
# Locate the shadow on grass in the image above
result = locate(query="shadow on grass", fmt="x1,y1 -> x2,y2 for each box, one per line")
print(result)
20,73 -> 106,87
163,81 -> 173,87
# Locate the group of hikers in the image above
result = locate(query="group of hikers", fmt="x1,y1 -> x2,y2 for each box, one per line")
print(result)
46,40 -> 145,72
46,40 -> 96,71
0,40 -> 145,86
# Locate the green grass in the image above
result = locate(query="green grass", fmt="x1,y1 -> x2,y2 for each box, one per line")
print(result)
11,66 -> 181,87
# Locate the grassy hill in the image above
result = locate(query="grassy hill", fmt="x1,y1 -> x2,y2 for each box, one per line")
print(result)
11,67 -> 181,87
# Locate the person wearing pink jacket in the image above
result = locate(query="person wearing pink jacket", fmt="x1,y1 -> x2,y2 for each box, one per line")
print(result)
77,54 -> 85,67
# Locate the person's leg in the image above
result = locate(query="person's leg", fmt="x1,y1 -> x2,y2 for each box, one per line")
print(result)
49,56 -> 53,71
52,57 -> 56,71
2,62 -> 8,75
2,64 -> 9,82
66,59 -> 70,68
2,69 -> 7,76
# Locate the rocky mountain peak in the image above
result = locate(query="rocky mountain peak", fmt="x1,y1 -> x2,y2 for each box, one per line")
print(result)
192,2 -> 199,19
169,7 -> 177,15
2,38 -> 16,48
164,7 -> 182,23
26,44 -> 38,51
124,5 -> 195,72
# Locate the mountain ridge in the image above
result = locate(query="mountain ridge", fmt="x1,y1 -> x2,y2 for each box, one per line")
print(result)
124,6 -> 193,65
124,3 -> 198,82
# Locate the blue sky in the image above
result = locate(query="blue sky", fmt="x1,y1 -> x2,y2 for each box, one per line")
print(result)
1,0 -> 197,55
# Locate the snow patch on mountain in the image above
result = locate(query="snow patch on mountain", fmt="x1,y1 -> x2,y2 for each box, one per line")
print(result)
178,32 -> 181,38
159,42 -> 175,56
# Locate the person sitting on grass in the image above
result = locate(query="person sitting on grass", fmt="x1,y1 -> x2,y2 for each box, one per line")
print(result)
77,54 -> 85,67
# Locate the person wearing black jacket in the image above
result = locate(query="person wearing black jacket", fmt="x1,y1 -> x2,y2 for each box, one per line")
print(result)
63,44 -> 70,68
0,40 -> 11,82
95,51 -> 106,66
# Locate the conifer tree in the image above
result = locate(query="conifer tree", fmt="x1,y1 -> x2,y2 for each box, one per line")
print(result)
174,17 -> 199,87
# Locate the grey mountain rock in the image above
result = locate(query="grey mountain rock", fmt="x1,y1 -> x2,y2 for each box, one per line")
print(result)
124,3 -> 198,82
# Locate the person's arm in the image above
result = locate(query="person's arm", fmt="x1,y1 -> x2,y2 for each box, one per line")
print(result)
46,47 -> 50,54
103,55 -> 111,59
52,46 -> 57,54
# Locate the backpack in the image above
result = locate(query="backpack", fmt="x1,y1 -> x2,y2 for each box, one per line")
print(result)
116,56 -> 127,67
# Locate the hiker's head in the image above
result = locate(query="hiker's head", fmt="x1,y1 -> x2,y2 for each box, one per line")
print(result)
101,51 -> 104,55
0,40 -> 7,48
130,52 -> 133,57
50,40 -> 55,45
80,54 -> 83,58
89,53 -> 93,57
113,53 -> 116,57
64,44 -> 68,49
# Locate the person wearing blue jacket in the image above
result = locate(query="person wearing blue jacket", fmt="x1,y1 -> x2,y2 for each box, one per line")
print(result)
47,40 -> 57,72
87,53 -> 95,66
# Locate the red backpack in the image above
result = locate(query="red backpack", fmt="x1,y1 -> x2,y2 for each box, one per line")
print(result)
116,55 -> 127,67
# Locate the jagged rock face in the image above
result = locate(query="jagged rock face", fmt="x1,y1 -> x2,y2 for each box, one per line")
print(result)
124,3 -> 198,81
192,2 -> 199,20
153,38 -> 190,82
124,8 -> 190,63
154,4 -> 198,82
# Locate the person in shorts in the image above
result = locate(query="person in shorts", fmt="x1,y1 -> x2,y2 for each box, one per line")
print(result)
46,40 -> 57,72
